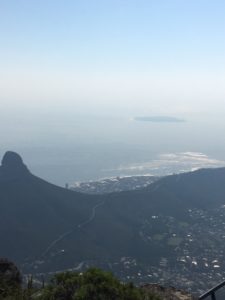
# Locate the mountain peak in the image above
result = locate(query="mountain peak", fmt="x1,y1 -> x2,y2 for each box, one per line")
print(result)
2,151 -> 24,167
0,151 -> 30,179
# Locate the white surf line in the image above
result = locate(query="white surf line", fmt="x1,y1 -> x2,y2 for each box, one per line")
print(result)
41,200 -> 105,257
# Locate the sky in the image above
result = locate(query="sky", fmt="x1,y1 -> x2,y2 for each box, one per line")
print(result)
0,0 -> 225,184
0,0 -> 225,117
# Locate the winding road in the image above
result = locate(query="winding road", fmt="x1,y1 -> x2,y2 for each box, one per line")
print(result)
41,200 -> 106,257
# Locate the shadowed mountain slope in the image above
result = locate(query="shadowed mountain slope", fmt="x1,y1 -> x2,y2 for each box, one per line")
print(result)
71,167 -> 225,263
0,151 -> 98,263
1,151 -> 225,293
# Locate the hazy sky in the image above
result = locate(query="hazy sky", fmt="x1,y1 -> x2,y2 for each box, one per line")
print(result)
0,0 -> 224,117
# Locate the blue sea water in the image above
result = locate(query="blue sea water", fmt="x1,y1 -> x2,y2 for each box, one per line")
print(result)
1,113 -> 225,186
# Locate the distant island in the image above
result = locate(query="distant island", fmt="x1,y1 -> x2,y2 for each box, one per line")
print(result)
135,116 -> 185,123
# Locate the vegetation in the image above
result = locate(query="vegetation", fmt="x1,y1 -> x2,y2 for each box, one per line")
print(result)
41,268 -> 160,300
0,265 -> 160,300
0,258 -> 22,300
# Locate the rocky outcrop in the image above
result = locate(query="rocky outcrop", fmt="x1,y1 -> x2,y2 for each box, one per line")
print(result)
0,258 -> 22,294
142,283 -> 197,300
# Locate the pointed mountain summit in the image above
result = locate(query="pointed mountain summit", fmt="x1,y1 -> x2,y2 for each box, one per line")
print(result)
0,151 -> 30,180
0,151 -> 97,267
2,151 -> 24,166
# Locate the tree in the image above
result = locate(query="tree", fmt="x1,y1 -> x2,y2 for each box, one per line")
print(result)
41,268 -> 160,300
0,258 -> 22,299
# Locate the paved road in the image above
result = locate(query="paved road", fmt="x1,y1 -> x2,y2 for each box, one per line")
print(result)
77,200 -> 105,228
41,200 -> 105,257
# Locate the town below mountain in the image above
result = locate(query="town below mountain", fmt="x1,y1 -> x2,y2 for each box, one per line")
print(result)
1,151 -> 225,297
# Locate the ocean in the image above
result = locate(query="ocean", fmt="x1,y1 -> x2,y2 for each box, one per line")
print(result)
1,113 -> 225,186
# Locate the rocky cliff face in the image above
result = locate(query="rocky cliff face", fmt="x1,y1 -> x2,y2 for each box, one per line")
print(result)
142,284 -> 197,300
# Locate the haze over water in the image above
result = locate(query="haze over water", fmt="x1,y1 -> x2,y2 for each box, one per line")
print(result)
0,1 -> 224,185
1,110 -> 225,186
